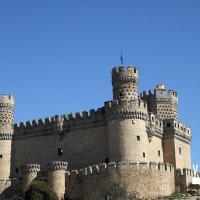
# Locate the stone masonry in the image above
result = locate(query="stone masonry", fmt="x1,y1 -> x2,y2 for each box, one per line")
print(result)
0,64 -> 195,199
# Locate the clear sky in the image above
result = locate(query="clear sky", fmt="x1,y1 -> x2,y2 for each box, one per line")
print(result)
0,1 -> 199,165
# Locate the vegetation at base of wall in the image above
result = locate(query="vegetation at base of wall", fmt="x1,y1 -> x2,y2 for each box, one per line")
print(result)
156,191 -> 200,200
102,180 -> 136,200
11,195 -> 24,200
24,180 -> 58,200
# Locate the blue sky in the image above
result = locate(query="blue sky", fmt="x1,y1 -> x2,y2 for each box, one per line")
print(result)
0,1 -> 199,165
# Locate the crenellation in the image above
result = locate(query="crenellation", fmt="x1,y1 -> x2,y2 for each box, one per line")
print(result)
139,162 -> 148,170
75,112 -> 82,120
70,170 -> 79,177
0,64 -> 194,199
38,118 -> 45,126
149,162 -> 158,170
165,163 -> 171,171
163,119 -> 191,141
82,111 -> 89,119
158,162 -> 166,171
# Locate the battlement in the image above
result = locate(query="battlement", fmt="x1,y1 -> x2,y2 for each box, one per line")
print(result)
21,164 -> 40,173
163,119 -> 191,141
104,99 -> 147,110
46,161 -> 68,171
14,107 -> 107,137
104,100 -> 148,121
112,65 -> 138,79
141,89 -> 178,99
0,94 -> 15,105
67,161 -> 174,177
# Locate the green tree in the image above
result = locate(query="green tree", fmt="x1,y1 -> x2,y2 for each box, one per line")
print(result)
24,180 -> 58,200
102,180 -> 135,200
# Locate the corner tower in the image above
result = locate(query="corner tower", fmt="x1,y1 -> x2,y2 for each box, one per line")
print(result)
0,94 -> 15,193
106,65 -> 149,163
141,86 -> 178,120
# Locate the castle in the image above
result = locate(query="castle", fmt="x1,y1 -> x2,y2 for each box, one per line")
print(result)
0,65 -> 198,200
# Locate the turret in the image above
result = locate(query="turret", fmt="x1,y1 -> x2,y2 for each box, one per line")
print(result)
21,164 -> 40,193
106,66 -> 149,163
141,85 -> 178,120
47,161 -> 68,200
112,65 -> 138,102
0,94 -> 14,193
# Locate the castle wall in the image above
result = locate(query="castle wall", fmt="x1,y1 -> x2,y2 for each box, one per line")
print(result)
66,162 -> 175,200
148,136 -> 164,163
141,89 -> 178,120
108,119 -> 149,163
0,94 -> 15,196
163,137 -> 176,166
163,119 -> 192,169
12,123 -> 108,177
174,138 -> 191,169
0,140 -> 12,179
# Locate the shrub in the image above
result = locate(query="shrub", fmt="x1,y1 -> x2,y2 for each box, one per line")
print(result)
24,180 -> 58,200
12,196 -> 24,200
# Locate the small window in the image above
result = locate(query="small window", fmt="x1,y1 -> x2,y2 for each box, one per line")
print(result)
178,147 -> 182,155
105,157 -> 110,164
0,155 -> 2,159
143,153 -> 146,158
57,148 -> 63,156
167,123 -> 171,127
16,168 -> 19,174
158,150 -> 161,157
137,136 -> 140,141
120,93 -> 123,97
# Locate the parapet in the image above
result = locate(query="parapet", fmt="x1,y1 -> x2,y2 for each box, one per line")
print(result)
14,107 -> 107,138
104,99 -> 147,110
0,133 -> 13,140
141,89 -> 178,101
104,99 -> 148,121
112,65 -> 138,81
46,161 -> 68,171
69,161 -> 174,177
0,94 -> 15,105
163,119 -> 191,141
177,168 -> 198,177
21,164 -> 40,174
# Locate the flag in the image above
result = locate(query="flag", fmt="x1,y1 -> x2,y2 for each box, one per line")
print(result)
156,83 -> 165,90
120,49 -> 123,64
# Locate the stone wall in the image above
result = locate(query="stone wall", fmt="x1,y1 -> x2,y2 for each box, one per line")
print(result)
141,89 -> 178,120
175,168 -> 200,192
66,161 -> 175,200
174,138 -> 192,169
12,116 -> 109,176
0,94 -> 15,195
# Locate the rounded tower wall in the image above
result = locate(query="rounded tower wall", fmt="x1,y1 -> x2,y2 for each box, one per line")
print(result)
0,141 -> 12,180
108,118 -> 149,163
21,164 -> 40,193
47,161 -> 68,200
112,66 -> 138,101
0,94 -> 14,193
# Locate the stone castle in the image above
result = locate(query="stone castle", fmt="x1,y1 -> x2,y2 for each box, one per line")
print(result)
0,65 -> 198,200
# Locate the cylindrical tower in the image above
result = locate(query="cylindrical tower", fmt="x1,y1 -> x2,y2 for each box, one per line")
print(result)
47,161 -> 68,200
106,66 -> 149,163
21,164 -> 40,193
0,94 -> 14,193
112,65 -> 138,101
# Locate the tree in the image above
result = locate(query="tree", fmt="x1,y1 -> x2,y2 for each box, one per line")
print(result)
102,180 -> 135,200
12,196 -> 24,200
24,180 -> 58,200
